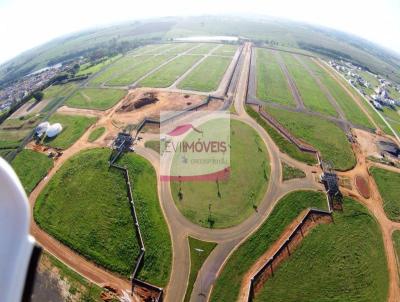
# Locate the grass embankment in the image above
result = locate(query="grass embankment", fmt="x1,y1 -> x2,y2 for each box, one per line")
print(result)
140,55 -> 202,88
210,190 -> 328,302
34,148 -> 171,286
255,197 -> 388,302
44,114 -> 97,149
280,52 -> 338,117
303,57 -> 373,129
282,163 -> 306,181
266,105 -> 356,171
171,120 -> 269,228
65,88 -> 126,110
245,105 -> 317,165
184,238 -> 217,302
255,48 -> 295,107
12,149 -> 53,194
178,56 -> 231,92
88,127 -> 105,142
370,167 -> 400,221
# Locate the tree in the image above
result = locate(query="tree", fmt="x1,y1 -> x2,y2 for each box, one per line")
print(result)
32,91 -> 44,102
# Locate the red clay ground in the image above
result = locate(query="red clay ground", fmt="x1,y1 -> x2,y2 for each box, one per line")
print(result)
355,175 -> 370,199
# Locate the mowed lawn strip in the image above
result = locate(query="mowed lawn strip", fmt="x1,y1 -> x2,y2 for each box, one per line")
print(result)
34,149 -> 172,286
65,88 -> 126,110
370,167 -> 400,221
76,55 -> 122,76
212,44 -> 238,56
210,190 -> 328,302
12,149 -> 53,194
184,238 -> 217,302
44,114 -> 97,149
245,105 -> 317,165
107,55 -> 173,86
303,57 -> 373,128
256,197 -> 388,302
393,231 -> 400,278
171,120 -> 270,228
187,43 -> 219,54
280,52 -> 338,117
266,105 -> 356,170
140,55 -> 202,88
256,48 -> 295,107
178,56 -> 231,92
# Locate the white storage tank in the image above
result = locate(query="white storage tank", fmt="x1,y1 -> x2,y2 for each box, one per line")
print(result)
35,122 -> 50,137
46,123 -> 63,138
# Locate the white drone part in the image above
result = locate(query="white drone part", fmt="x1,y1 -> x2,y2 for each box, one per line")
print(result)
0,157 -> 40,302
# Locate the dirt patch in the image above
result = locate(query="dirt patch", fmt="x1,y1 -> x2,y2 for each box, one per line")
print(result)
355,175 -> 370,199
118,92 -> 159,112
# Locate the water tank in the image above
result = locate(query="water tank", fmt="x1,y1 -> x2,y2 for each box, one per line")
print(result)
35,122 -> 49,136
46,123 -> 63,138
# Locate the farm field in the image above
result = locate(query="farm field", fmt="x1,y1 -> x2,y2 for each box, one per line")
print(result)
34,148 -> 172,286
44,114 -> 97,149
370,167 -> 400,222
280,52 -> 338,117
210,190 -> 328,302
140,55 -> 202,88
88,127 -> 105,142
184,238 -> 217,302
266,105 -> 356,171
302,57 -> 373,128
282,163 -> 306,181
255,197 -> 388,302
177,56 -> 231,92
212,44 -> 238,56
65,88 -> 126,110
76,54 -> 122,76
106,55 -> 173,86
12,149 -> 53,194
256,48 -> 295,107
187,43 -> 218,54
245,106 -> 317,165
171,120 -> 269,228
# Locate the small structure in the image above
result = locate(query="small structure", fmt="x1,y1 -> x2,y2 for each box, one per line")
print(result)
35,121 -> 50,137
321,172 -> 343,210
46,123 -> 63,138
112,132 -> 134,151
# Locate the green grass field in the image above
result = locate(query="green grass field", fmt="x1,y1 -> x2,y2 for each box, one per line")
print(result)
12,149 -> 53,194
255,197 -> 388,302
245,106 -> 317,165
44,114 -> 97,149
266,105 -> 356,170
393,231 -> 400,279
144,140 -> 160,153
76,55 -> 122,76
140,55 -> 202,88
256,48 -> 295,107
34,148 -> 171,286
65,88 -> 126,110
210,190 -> 328,302
212,44 -> 238,56
370,167 -> 400,222
280,52 -> 338,117
171,120 -> 269,228
282,163 -> 306,181
163,43 -> 195,55
88,127 -> 105,142
178,56 -> 231,92
187,43 -> 218,54
0,128 -> 31,149
106,55 -> 173,86
184,238 -> 217,302
302,57 -> 373,128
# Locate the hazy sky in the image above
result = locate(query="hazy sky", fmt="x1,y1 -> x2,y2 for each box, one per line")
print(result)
0,0 -> 399,64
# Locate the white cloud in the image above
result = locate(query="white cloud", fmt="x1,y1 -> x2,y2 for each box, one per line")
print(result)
0,0 -> 399,64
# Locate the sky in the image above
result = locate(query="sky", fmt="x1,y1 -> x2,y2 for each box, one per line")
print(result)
0,0 -> 399,64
